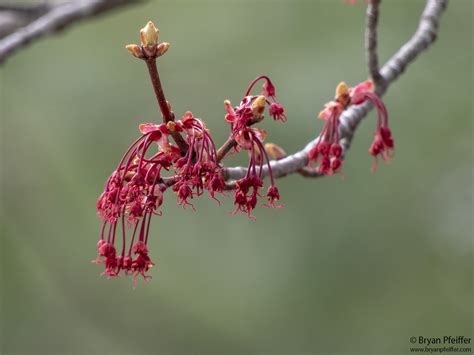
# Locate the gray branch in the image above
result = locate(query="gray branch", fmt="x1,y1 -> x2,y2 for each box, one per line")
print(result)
365,0 -> 384,86
224,0 -> 448,182
0,0 -> 143,64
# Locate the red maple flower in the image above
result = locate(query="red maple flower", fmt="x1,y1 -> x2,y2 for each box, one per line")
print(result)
172,112 -> 224,207
308,80 -> 392,174
225,76 -> 286,218
95,112 -> 227,285
95,123 -> 179,286
308,82 -> 349,175
349,80 -> 394,172
252,76 -> 287,122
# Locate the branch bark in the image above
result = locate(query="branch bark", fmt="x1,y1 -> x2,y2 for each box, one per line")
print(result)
365,0 -> 384,87
223,0 -> 448,182
0,0 -> 143,64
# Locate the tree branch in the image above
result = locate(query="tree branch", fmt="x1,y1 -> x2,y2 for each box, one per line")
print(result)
144,58 -> 189,154
0,0 -> 143,64
365,0 -> 384,87
223,0 -> 448,182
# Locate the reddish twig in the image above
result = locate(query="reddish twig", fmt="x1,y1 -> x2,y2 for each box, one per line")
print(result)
216,115 -> 265,163
216,137 -> 237,163
145,58 -> 188,154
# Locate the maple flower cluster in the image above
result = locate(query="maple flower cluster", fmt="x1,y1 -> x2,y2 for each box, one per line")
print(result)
224,76 -> 286,219
95,111 -> 232,285
95,17 -> 393,287
308,80 -> 393,175
95,91 -> 285,285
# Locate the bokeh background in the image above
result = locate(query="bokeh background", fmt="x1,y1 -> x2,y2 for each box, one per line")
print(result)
1,1 -> 472,354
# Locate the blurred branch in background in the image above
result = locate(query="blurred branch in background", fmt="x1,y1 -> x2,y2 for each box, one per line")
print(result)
224,0 -> 449,182
0,0 -> 144,64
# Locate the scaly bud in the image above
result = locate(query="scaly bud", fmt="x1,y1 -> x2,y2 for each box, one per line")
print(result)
335,82 -> 350,107
166,121 -> 176,132
157,42 -> 171,57
264,143 -> 287,160
126,44 -> 144,58
251,95 -> 266,119
335,82 -> 349,98
140,21 -> 159,46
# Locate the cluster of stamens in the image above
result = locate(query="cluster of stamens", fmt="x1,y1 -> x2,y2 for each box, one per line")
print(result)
224,76 -> 285,219
308,80 -> 393,174
172,112 -> 225,207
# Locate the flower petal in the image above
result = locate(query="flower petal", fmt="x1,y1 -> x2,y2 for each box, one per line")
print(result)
139,123 -> 161,134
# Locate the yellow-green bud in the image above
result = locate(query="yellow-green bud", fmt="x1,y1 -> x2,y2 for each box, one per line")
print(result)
251,95 -> 266,122
335,82 -> 349,98
140,21 -> 159,46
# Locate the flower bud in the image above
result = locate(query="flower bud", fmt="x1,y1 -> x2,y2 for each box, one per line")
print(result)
335,82 -> 349,97
264,143 -> 287,160
140,21 -> 159,46
166,121 -> 176,132
251,95 -> 266,119
335,82 -> 350,107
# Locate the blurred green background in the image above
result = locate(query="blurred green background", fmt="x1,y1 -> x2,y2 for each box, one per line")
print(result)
1,1 -> 472,354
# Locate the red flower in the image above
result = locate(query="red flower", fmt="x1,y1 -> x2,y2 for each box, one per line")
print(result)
265,185 -> 282,209
224,76 -> 286,218
308,100 -> 345,176
255,76 -> 287,122
95,123 -> 180,287
233,175 -> 263,220
308,80 -> 392,174
130,241 -> 154,288
172,112 -> 224,207
349,80 -> 394,172
269,102 -> 287,122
